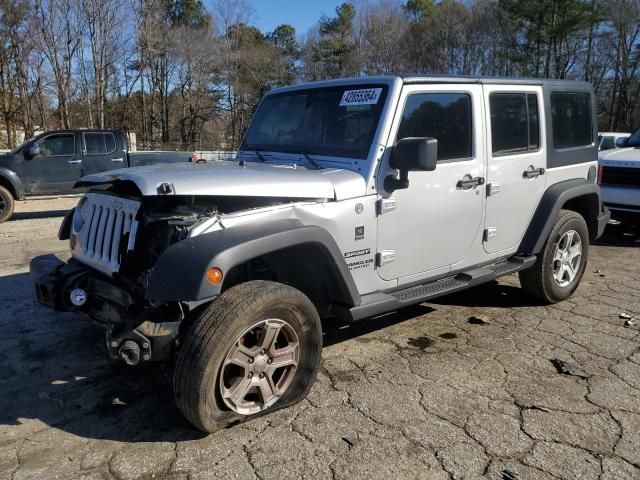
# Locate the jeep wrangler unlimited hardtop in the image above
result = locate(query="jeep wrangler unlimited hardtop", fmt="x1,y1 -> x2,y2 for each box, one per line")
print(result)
31,75 -> 610,432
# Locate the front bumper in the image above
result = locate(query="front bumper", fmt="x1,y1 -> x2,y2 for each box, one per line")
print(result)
30,254 -> 180,364
600,185 -> 640,212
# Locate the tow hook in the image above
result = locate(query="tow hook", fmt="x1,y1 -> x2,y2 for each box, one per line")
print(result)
107,329 -> 152,365
119,340 -> 142,365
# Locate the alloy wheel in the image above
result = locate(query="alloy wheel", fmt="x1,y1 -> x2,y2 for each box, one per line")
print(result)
552,229 -> 582,287
219,318 -> 300,415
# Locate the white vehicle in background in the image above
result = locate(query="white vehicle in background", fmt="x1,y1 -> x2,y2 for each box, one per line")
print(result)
598,132 -> 630,151
598,127 -> 640,214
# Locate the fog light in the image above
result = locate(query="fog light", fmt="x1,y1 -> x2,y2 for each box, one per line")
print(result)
69,288 -> 87,306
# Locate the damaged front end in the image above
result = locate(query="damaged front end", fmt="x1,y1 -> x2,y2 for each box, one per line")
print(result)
31,181 -> 319,366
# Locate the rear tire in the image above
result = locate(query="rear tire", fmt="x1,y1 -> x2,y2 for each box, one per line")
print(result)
0,185 -> 14,223
173,280 -> 322,433
519,209 -> 589,303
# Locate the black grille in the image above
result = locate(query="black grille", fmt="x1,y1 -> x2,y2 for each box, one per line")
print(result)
601,166 -> 640,187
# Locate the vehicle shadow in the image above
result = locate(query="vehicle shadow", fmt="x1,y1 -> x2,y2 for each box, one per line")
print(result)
10,209 -> 70,220
431,280 -> 543,308
1,270 -> 440,442
0,271 -> 203,443
595,214 -> 640,247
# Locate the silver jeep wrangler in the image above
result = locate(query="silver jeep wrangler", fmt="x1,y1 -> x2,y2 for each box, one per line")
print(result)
31,75 -> 610,432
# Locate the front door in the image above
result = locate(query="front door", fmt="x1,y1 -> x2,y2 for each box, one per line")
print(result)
21,132 -> 83,194
376,84 -> 486,283
482,86 -> 547,254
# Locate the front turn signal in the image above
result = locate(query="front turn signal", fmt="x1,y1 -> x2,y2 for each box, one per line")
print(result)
206,267 -> 224,285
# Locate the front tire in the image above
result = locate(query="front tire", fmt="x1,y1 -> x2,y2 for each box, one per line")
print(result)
519,209 -> 589,303
0,185 -> 15,223
173,280 -> 322,433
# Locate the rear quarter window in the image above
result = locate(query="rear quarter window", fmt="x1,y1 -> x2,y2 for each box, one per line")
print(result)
551,93 -> 592,149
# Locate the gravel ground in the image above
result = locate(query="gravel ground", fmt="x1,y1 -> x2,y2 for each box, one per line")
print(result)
1,198 -> 640,480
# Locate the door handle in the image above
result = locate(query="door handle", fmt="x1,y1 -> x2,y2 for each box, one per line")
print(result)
457,175 -> 485,190
111,157 -> 124,162
68,159 -> 82,164
523,165 -> 545,178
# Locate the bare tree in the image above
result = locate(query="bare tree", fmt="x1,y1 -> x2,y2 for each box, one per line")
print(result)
34,0 -> 81,129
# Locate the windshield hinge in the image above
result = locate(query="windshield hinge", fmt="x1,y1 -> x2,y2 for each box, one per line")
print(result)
376,198 -> 397,215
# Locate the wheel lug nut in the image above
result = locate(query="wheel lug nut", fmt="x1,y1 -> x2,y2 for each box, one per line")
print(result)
248,372 -> 253,378
248,358 -> 253,364
259,373 -> 264,378
260,349 -> 265,355
267,359 -> 272,364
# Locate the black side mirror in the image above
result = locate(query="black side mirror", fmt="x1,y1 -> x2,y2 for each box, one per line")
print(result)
615,137 -> 628,148
24,144 -> 40,159
384,137 -> 437,191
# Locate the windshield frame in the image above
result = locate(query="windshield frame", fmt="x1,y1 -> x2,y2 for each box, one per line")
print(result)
240,83 -> 390,161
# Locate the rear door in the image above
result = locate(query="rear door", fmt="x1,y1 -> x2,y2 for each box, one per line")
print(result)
482,85 -> 547,254
21,132 -> 83,194
82,131 -> 125,174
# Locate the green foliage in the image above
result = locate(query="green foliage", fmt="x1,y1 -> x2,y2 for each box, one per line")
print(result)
227,23 -> 265,48
165,0 -> 209,29
314,3 -> 357,77
319,3 -> 355,37
404,0 -> 437,21
266,24 -> 298,57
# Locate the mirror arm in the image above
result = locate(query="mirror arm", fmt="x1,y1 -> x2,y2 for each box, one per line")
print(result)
384,169 -> 409,192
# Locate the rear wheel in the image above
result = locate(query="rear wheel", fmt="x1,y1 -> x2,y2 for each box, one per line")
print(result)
0,185 -> 14,223
519,209 -> 589,303
173,280 -> 322,432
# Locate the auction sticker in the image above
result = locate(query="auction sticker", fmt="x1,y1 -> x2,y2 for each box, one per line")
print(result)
339,88 -> 382,106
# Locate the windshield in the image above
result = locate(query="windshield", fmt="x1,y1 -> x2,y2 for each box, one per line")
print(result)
626,128 -> 640,147
241,84 -> 389,159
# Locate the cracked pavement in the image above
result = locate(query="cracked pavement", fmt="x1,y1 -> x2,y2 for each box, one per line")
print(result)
1,198 -> 640,480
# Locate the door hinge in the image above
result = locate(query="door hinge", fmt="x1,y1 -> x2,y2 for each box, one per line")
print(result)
376,250 -> 396,267
376,198 -> 397,215
486,183 -> 500,196
484,228 -> 497,241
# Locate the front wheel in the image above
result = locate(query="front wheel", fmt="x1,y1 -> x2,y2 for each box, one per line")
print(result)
519,209 -> 589,303
173,280 -> 322,433
0,185 -> 15,223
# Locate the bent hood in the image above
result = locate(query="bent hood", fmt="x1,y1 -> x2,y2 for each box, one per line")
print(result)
598,147 -> 640,168
76,160 -> 367,201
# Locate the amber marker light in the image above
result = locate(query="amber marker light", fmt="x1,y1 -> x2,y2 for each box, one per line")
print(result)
206,267 -> 224,285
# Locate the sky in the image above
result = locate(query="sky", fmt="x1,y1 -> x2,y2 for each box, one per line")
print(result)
247,0 -> 347,35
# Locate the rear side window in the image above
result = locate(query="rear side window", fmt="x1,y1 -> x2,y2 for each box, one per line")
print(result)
551,93 -> 592,149
489,93 -> 540,155
37,134 -> 75,156
397,92 -> 473,161
85,133 -> 116,155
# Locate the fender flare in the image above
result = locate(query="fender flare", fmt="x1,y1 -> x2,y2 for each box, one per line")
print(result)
146,219 -> 361,306
519,178 -> 603,254
0,167 -> 25,199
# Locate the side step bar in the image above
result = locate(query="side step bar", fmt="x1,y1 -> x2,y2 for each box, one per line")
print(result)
348,255 -> 536,322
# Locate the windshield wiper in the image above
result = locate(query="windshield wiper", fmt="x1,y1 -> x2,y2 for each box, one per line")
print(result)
299,151 -> 322,170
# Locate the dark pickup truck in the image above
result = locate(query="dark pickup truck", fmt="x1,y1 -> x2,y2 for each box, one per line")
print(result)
0,129 -> 194,222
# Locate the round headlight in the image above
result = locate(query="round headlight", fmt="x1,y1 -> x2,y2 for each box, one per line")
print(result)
72,198 -> 87,231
